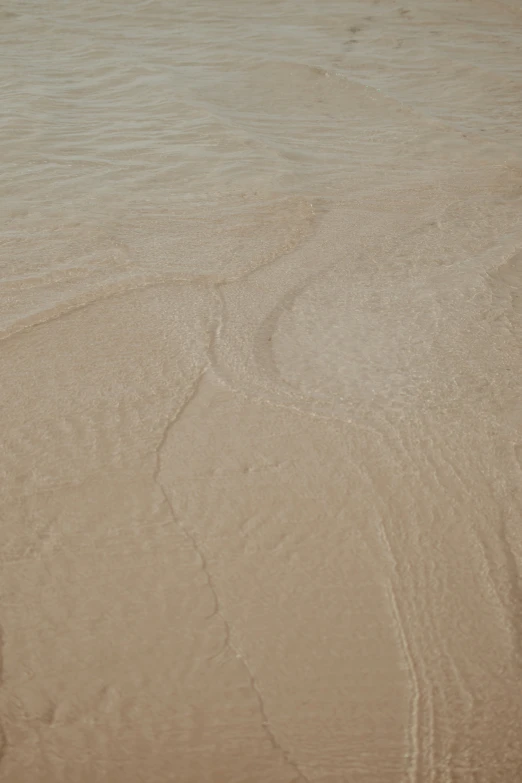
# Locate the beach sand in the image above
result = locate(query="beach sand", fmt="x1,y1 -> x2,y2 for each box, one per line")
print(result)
1,1 -> 522,780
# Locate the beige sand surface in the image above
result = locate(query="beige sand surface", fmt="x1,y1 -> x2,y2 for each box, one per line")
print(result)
1,1 -> 522,781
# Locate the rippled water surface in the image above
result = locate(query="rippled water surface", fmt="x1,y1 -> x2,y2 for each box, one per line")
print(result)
1,1 -> 522,781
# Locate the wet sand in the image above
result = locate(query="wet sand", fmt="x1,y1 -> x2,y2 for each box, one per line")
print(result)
1,1 -> 522,781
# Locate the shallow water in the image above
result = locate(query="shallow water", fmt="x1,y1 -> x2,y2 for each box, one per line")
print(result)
1,1 -> 522,781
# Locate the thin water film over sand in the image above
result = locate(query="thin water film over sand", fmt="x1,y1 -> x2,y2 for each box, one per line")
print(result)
1,1 -> 522,781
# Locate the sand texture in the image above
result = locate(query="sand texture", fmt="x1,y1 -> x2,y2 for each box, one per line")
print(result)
1,1 -> 522,780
